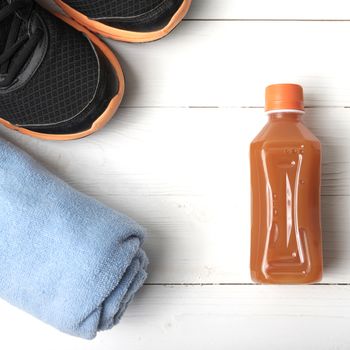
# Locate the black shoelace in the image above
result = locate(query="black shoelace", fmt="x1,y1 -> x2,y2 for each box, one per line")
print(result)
0,0 -> 42,88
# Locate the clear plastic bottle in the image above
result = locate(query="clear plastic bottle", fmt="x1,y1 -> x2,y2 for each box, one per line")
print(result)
250,84 -> 323,284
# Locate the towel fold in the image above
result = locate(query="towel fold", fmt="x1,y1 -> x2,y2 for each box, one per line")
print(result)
0,139 -> 148,339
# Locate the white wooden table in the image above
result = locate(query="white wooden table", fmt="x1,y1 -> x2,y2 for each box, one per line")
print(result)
2,0 -> 350,348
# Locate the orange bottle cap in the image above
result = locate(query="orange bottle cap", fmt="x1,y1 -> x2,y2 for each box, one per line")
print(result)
265,84 -> 304,112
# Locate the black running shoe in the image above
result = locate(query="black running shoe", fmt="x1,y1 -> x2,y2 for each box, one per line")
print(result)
54,0 -> 192,42
0,0 -> 124,140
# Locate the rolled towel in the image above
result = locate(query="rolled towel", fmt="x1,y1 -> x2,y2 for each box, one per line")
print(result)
0,139 -> 148,339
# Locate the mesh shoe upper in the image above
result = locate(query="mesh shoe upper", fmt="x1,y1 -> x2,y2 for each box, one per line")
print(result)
63,0 -> 164,19
0,3 -> 109,130
62,0 -> 184,32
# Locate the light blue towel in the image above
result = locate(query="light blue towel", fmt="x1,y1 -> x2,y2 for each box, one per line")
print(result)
0,139 -> 148,339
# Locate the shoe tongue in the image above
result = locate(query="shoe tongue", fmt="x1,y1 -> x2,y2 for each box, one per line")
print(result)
0,1 -> 12,54
0,0 -> 27,56
0,0 -> 8,8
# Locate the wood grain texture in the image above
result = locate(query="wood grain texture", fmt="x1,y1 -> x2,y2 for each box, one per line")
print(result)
102,21 -> 350,108
1,285 -> 350,350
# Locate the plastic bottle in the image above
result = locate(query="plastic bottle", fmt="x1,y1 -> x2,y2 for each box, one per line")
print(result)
250,84 -> 323,284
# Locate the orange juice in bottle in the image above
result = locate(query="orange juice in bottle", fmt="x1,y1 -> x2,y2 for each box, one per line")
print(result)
250,84 -> 323,284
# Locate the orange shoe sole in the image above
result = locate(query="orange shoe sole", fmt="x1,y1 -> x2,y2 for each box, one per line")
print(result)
0,14 -> 125,141
54,0 -> 192,42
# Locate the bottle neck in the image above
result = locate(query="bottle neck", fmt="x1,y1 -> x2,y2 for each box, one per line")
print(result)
266,109 -> 304,122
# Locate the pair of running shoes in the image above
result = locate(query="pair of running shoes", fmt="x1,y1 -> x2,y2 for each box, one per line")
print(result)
0,0 -> 192,140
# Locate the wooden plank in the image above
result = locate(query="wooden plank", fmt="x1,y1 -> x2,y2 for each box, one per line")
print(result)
98,21 -> 350,108
1,285 -> 350,349
1,107 -> 349,283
